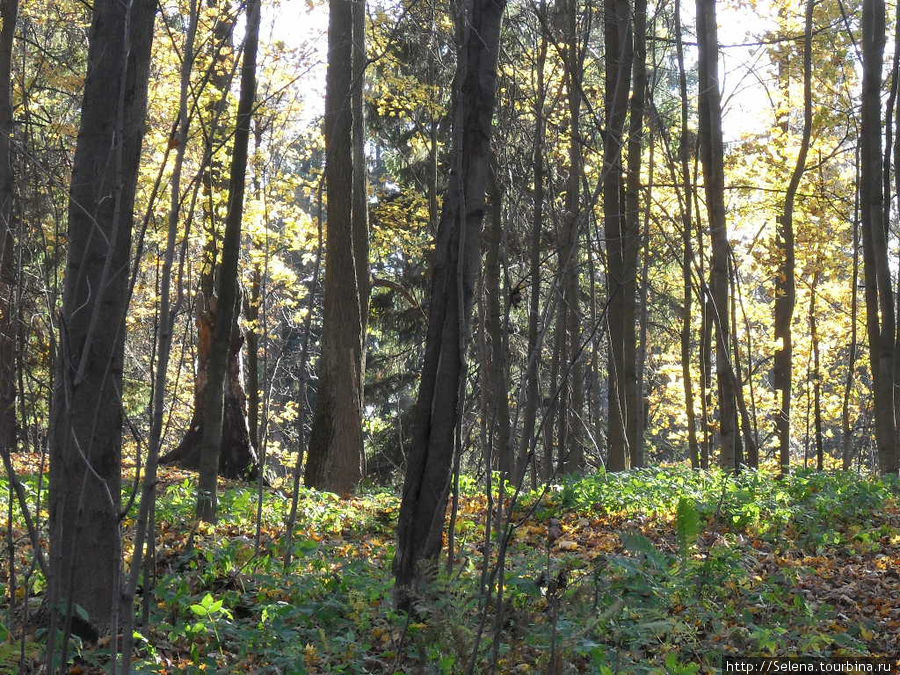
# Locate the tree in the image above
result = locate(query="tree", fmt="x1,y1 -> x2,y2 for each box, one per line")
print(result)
48,0 -> 156,637
695,0 -> 738,470
393,0 -> 506,605
160,1 -> 258,480
0,0 -> 16,459
860,0 -> 898,475
304,0 -> 369,494
604,0 -> 634,471
626,0 -> 649,468
196,0 -> 261,522
773,0 -> 813,474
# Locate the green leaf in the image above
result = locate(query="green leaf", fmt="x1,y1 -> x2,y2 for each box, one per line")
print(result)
676,497 -> 701,553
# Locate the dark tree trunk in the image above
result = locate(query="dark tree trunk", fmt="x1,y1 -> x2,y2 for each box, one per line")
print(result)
604,0 -> 634,471
860,0 -> 898,475
558,0 -> 585,474
517,4 -> 547,480
393,0 -> 505,605
49,0 -> 156,632
0,0 -> 16,457
485,172 -> 512,476
162,310 -> 255,479
842,150 -> 860,469
195,0 -> 260,521
674,0 -> 699,469
626,0 -> 648,468
696,0 -> 738,471
304,0 -> 369,494
774,0 -> 813,475
810,268 -> 824,470
161,1 -> 256,480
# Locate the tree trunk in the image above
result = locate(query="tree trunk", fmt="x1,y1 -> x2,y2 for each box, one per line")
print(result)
810,267 -> 824,470
558,0 -> 585,474
0,0 -> 16,457
696,0 -> 737,471
860,0 -> 898,475
161,1 -> 256,480
673,0 -> 699,469
49,0 -> 156,634
627,0 -> 648,468
604,0 -> 634,472
842,149 -> 861,469
393,0 -> 505,605
195,0 -> 260,521
517,4 -> 547,480
485,171 -> 512,476
304,0 -> 369,494
773,0 -> 813,475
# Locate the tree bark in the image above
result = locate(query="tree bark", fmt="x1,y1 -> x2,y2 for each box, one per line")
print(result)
696,0 -> 738,470
161,1 -> 256,480
0,0 -> 16,457
304,0 -> 369,494
393,0 -> 505,605
626,0 -> 648,468
773,0 -> 813,475
603,0 -> 634,471
860,0 -> 898,474
49,0 -> 156,633
558,0 -> 586,474
674,0 -> 699,469
517,4 -> 547,481
195,0 -> 260,521
485,171 -> 512,476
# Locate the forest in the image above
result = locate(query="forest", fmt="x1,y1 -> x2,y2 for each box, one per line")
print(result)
0,0 -> 898,670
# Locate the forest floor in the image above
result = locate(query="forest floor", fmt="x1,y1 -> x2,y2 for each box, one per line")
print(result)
1,454 -> 898,673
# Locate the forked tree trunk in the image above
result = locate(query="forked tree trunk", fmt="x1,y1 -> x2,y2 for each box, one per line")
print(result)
393,0 -> 505,606
860,0 -> 898,475
161,1 -> 257,480
195,0 -> 261,521
48,0 -> 156,634
304,0 -> 369,494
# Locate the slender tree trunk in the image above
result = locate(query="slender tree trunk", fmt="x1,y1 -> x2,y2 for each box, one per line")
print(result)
196,0 -> 260,521
0,0 -> 16,457
161,3 -> 256,479
842,149 -> 861,469
860,0 -> 898,474
49,0 -> 156,634
393,0 -> 505,605
810,267 -> 824,469
674,0 -> 699,468
517,4 -> 547,480
604,0 -> 634,472
696,0 -> 737,470
352,0 -> 370,372
305,0 -> 369,494
773,0 -> 813,475
120,3 -> 199,668
559,0 -> 585,474
485,171 -> 512,476
246,265 -> 261,449
730,264 -> 756,466
627,0 -> 648,468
